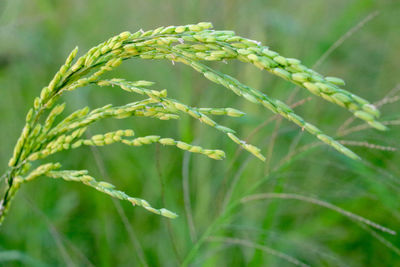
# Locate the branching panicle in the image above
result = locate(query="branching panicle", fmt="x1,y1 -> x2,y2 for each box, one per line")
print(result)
0,22 -> 386,224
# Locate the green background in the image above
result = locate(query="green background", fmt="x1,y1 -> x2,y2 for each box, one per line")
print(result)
0,0 -> 399,266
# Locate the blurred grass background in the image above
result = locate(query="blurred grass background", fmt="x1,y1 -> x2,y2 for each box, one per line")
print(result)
0,0 -> 399,266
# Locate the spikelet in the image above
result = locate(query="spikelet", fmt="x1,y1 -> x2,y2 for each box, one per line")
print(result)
45,170 -> 177,218
98,79 -> 264,160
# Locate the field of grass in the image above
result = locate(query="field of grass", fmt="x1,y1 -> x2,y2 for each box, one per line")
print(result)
0,0 -> 399,266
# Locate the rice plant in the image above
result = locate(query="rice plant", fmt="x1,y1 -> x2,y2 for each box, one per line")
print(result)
0,22 -> 388,227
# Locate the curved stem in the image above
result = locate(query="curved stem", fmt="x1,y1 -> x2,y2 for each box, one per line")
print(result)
0,171 -> 19,225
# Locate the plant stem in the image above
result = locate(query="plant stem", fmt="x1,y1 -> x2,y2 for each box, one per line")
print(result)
0,170 -> 18,224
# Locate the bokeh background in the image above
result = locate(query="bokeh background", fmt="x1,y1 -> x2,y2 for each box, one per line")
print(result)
0,0 -> 399,266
